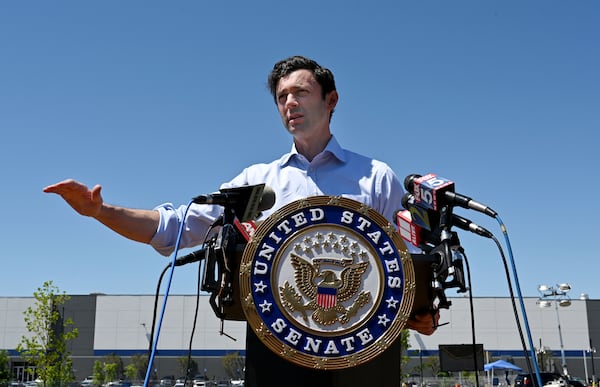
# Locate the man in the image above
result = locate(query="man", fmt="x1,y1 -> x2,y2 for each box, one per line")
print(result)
45,55 -> 438,386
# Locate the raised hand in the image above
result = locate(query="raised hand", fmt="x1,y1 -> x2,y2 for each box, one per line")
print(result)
43,179 -> 103,218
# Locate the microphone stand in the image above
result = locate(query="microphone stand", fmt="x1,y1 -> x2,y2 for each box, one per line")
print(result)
202,205 -> 239,323
411,204 -> 468,318
411,204 -> 480,384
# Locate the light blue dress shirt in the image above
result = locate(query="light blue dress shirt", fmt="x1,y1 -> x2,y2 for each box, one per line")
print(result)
150,136 -> 408,256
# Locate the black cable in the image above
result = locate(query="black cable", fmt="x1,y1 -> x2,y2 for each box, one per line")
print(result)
462,232 -> 534,387
181,221 -> 220,385
495,215 -> 543,387
491,234 -> 537,384
461,250 -> 480,387
147,265 -> 170,358
181,249 -> 204,385
449,226 -> 533,387
146,220 -> 220,382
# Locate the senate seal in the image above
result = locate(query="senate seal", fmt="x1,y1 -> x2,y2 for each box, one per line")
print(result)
239,196 -> 416,370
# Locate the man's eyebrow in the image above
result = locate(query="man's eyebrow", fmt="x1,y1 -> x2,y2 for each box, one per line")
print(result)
277,85 -> 300,97
278,83 -> 310,94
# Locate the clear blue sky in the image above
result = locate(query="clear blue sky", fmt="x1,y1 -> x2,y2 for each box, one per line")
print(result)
1,1 -> 598,301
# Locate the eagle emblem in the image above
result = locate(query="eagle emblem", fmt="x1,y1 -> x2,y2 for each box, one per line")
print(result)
240,196 -> 415,370
280,253 -> 371,325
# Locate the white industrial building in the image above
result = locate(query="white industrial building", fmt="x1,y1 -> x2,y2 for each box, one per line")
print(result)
1,294 -> 599,384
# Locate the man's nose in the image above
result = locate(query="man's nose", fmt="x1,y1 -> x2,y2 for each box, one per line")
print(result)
284,93 -> 298,108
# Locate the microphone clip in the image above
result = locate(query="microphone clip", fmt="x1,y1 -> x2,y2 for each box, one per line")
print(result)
200,209 -> 247,323
410,203 -> 469,318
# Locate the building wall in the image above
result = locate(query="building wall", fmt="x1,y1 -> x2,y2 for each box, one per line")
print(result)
64,295 -> 98,357
0,297 -> 36,353
410,297 -> 590,353
93,295 -> 246,356
1,295 -> 598,381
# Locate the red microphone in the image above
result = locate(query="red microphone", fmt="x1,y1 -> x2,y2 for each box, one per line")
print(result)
234,218 -> 257,241
396,210 -> 423,247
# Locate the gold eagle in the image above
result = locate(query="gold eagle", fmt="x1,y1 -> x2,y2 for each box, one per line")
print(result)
279,253 -> 371,325
290,253 -> 368,302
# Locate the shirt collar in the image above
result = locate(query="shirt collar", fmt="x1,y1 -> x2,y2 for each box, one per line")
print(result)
281,135 -> 347,165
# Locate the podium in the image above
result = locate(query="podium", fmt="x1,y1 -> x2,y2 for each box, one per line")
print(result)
226,196 -> 422,387
244,325 -> 403,387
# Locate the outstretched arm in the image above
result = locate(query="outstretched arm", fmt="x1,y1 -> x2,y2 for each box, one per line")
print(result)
43,179 -> 160,244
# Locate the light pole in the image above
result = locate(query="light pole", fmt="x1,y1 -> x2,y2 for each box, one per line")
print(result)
537,283 -> 571,377
589,339 -> 597,387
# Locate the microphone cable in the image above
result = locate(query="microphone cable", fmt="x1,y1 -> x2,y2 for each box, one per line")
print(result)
181,220 -> 222,386
458,247 -> 480,387
460,212 -> 540,387
143,201 -> 193,387
444,190 -> 541,386
448,218 -> 536,387
481,229 -> 537,385
494,215 -> 543,387
143,211 -> 221,387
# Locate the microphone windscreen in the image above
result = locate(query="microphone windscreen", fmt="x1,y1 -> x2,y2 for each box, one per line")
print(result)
258,185 -> 276,211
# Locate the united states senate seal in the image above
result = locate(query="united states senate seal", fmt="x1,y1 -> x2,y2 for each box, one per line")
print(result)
240,196 -> 415,370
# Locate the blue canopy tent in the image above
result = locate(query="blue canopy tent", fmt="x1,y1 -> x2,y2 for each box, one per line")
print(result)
484,360 -> 523,372
485,360 -> 522,386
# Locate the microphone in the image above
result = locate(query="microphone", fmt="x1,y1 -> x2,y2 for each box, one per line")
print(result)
398,193 -> 493,246
254,185 -> 276,213
174,246 -> 207,266
396,209 -> 493,248
451,213 -> 494,238
234,218 -> 257,242
192,184 -> 276,222
404,173 -> 497,217
396,209 -> 428,247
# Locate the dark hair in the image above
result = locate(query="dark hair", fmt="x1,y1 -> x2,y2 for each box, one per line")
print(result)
267,56 -> 336,102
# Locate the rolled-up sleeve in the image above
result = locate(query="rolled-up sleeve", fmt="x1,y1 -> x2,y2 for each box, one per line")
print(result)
149,202 -> 222,256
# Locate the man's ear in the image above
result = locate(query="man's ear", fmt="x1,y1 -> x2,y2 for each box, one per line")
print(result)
326,90 -> 339,111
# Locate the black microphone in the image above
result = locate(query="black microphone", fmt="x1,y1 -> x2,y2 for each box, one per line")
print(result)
451,213 -> 493,238
401,193 -> 493,239
174,246 -> 207,266
255,185 -> 276,212
404,173 -> 497,217
192,184 -> 276,222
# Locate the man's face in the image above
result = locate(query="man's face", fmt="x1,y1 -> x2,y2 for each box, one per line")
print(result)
275,69 -> 337,137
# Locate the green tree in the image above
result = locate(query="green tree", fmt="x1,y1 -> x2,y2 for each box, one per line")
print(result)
400,329 -> 412,381
0,350 -> 10,387
177,356 -> 197,379
124,364 -> 137,382
104,364 -> 118,384
461,370 -> 477,384
102,354 -> 123,380
130,354 -> 148,381
423,356 -> 440,377
16,281 -> 78,387
222,352 -> 244,379
92,360 -> 104,386
409,351 -> 439,380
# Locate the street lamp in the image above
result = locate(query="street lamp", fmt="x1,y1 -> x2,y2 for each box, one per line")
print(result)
537,283 -> 571,377
589,339 -> 597,387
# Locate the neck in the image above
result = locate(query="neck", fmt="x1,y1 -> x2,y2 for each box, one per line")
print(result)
294,132 -> 332,162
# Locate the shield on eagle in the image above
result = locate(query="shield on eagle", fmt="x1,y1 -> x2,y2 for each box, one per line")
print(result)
317,286 -> 337,309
